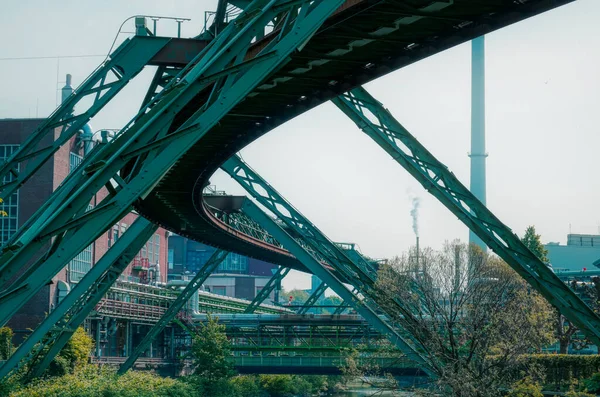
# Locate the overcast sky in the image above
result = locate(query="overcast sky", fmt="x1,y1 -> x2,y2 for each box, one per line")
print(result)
1,1 -> 599,290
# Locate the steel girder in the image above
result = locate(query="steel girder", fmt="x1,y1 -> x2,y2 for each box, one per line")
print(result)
0,36 -> 169,199
240,199 -> 434,376
0,0 -> 344,327
220,155 -> 434,363
0,217 -> 157,381
119,249 -> 229,374
298,281 -> 327,315
245,266 -> 289,313
332,86 -> 600,346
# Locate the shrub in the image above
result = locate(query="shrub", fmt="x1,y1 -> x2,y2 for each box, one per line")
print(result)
230,375 -> 261,397
8,367 -> 196,397
584,372 -> 600,393
0,326 -> 13,360
507,378 -> 543,397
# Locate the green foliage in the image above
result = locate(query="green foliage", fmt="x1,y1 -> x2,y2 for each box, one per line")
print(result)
46,327 -> 94,377
507,378 -> 543,397
521,226 -> 549,263
282,289 -> 309,305
584,372 -> 600,393
508,355 -> 600,391
565,389 -> 594,397
229,375 -> 262,397
0,326 -> 13,360
258,374 -> 321,397
7,367 -> 196,397
259,374 -> 296,397
191,314 -> 234,382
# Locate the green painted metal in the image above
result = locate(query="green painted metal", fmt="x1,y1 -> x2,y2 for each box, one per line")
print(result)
332,86 -> 600,346
0,217 -> 158,381
0,0 -> 343,327
298,281 -> 327,315
221,155 -> 429,355
0,36 -> 169,199
245,266 -> 289,313
240,199 -> 435,376
118,249 -> 229,374
233,355 -> 414,373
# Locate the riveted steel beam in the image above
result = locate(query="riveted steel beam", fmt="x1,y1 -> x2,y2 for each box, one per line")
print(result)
0,36 -> 170,199
0,0 -> 344,327
332,86 -> 600,346
298,281 -> 327,314
0,217 -> 157,381
221,155 -> 430,351
118,249 -> 229,374
241,200 -> 434,376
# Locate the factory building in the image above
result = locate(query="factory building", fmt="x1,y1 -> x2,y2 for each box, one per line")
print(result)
0,117 -> 170,341
545,234 -> 600,272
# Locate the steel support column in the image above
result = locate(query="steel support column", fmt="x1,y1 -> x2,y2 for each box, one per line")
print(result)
245,266 -> 290,313
221,155 -> 429,355
298,281 -> 327,314
118,249 -> 229,374
332,86 -> 600,345
0,0 -> 344,327
0,217 -> 157,381
0,36 -> 169,198
241,200 -> 434,376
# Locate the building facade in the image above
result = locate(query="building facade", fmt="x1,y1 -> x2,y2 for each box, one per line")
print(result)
0,118 -> 169,339
168,235 -> 281,304
545,234 -> 600,272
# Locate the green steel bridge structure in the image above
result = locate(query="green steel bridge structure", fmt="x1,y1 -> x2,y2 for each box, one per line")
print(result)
0,0 -> 592,381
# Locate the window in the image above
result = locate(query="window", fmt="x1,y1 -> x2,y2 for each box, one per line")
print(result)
168,248 -> 174,270
0,145 -> 19,245
212,286 -> 227,296
217,252 -> 247,273
186,250 -> 213,273
154,234 -> 160,264
69,152 -> 83,172
67,152 -> 93,283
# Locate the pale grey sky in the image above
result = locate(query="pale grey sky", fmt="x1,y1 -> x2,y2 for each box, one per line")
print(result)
1,1 -> 599,290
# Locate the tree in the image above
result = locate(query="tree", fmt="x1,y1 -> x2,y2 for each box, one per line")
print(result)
521,226 -> 549,264
282,289 -> 309,306
191,314 -> 234,382
373,241 -> 554,396
46,326 -> 94,377
521,226 -> 575,354
0,326 -> 13,360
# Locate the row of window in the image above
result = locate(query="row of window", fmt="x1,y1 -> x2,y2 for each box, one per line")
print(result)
0,145 -> 19,246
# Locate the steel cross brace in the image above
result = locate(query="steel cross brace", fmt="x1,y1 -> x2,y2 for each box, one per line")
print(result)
332,86 -> 600,346
0,217 -> 157,381
298,280 -> 327,314
0,36 -> 169,198
119,249 -> 229,374
245,265 -> 290,313
240,199 -> 435,376
0,0 -> 344,327
221,155 -> 429,348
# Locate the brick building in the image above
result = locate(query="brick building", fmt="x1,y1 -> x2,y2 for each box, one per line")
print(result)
0,118 -> 169,338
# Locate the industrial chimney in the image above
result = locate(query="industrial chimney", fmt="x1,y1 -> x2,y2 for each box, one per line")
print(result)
469,36 -> 487,250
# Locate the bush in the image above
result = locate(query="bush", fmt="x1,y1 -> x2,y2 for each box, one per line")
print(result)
8,367 -> 196,397
230,375 -> 261,397
0,326 -> 13,360
505,355 -> 600,391
565,390 -> 594,397
584,372 -> 600,393
507,378 -> 543,397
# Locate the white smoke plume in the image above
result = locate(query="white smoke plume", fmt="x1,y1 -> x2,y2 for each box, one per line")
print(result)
410,196 -> 420,237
